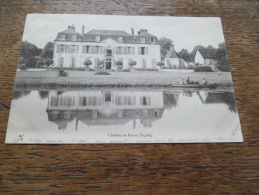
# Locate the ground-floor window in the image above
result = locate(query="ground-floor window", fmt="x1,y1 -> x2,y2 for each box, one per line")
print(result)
70,57 -> 75,68
58,57 -> 64,67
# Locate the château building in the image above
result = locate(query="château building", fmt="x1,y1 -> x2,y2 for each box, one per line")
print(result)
53,25 -> 161,70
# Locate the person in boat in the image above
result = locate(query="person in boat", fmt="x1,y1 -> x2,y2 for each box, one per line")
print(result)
201,77 -> 208,85
179,77 -> 185,85
186,76 -> 199,85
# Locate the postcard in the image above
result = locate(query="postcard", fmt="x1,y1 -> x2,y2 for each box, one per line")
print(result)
5,14 -> 243,144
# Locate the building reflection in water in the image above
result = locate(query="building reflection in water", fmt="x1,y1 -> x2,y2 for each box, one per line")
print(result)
46,90 -> 179,130
45,89 -> 236,130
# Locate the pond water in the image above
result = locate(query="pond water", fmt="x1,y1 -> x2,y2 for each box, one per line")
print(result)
6,88 -> 243,143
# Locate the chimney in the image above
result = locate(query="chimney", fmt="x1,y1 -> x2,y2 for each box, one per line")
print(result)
82,25 -> 85,35
131,28 -> 134,36
68,25 -> 75,30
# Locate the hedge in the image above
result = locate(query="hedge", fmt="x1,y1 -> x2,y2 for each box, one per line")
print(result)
194,66 -> 213,72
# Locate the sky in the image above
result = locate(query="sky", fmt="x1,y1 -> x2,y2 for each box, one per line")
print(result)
22,14 -> 226,52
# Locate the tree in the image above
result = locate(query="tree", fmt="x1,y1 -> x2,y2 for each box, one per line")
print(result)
218,42 -> 226,49
128,60 -> 137,69
83,59 -> 92,69
38,91 -> 49,99
157,62 -> 164,69
41,42 -> 54,59
178,49 -> 192,62
97,60 -> 104,71
115,61 -> 123,71
206,45 -> 215,49
20,41 -> 42,62
25,56 -> 37,68
157,37 -> 174,61
45,59 -> 54,68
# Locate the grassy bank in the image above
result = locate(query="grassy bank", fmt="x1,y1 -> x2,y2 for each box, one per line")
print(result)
14,70 -> 234,90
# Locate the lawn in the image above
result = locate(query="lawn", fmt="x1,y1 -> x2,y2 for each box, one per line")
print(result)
15,70 -> 234,88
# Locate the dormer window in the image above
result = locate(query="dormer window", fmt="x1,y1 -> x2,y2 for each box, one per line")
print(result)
118,37 -> 123,43
71,35 -> 77,41
140,37 -> 145,43
60,34 -> 66,40
151,37 -> 155,43
95,36 -> 101,42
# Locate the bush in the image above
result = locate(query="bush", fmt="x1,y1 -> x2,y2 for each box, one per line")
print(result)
187,65 -> 194,69
194,66 -> 214,72
25,57 -> 37,68
129,60 -> 137,68
83,59 -> 92,68
216,64 -> 230,72
178,64 -> 187,69
94,71 -> 111,75
18,64 -> 27,70
121,68 -> 130,72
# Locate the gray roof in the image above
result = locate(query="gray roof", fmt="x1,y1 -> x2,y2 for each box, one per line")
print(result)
165,47 -> 180,58
85,29 -> 131,36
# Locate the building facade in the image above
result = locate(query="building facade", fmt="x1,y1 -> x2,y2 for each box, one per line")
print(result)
46,90 -> 165,130
164,46 -> 189,68
53,25 -> 161,70
194,48 -> 223,67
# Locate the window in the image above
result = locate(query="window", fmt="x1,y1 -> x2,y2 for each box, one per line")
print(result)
140,96 -> 151,106
123,47 -> 128,55
95,46 -> 100,54
151,37 -> 155,43
60,45 -> 65,53
83,45 -> 90,53
116,47 -> 122,55
154,110 -> 159,118
67,45 -> 70,53
70,57 -> 75,68
128,47 -> 132,55
105,93 -> 111,102
71,45 -> 77,53
140,37 -> 145,43
79,97 -> 87,106
139,47 -> 148,55
71,35 -> 77,41
95,36 -> 101,42
118,37 -> 123,43
60,34 -> 66,40
58,57 -> 64,67
106,49 -> 112,56
90,46 -> 95,54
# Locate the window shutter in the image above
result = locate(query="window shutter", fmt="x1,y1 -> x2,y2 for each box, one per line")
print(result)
146,47 -> 149,55
138,47 -> 141,55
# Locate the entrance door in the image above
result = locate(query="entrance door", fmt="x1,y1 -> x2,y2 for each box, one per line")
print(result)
106,58 -> 112,69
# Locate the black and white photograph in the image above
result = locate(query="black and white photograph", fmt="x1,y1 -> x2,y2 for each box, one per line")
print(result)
5,14 -> 243,144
